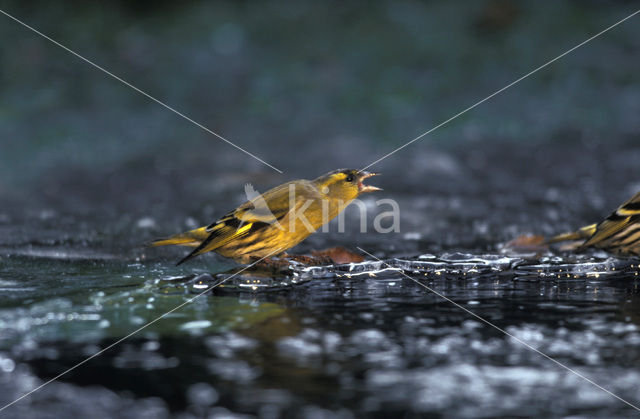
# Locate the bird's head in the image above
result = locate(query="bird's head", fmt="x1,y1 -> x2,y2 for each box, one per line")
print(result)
314,169 -> 381,201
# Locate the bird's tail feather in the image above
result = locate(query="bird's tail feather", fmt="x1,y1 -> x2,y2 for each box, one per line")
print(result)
545,223 -> 597,244
149,227 -> 209,248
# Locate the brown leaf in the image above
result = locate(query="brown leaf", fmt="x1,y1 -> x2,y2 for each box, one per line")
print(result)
311,246 -> 365,264
503,234 -> 548,252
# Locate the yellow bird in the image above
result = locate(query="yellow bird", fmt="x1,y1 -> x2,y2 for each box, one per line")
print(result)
547,191 -> 640,255
151,169 -> 381,264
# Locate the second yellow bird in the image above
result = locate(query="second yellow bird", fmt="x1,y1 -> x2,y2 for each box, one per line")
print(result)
547,191 -> 640,255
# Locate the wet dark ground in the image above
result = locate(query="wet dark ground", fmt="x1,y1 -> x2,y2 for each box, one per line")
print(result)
1,1 -> 640,418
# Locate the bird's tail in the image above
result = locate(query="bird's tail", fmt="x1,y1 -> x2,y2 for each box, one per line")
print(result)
149,227 -> 209,248
544,223 -> 597,245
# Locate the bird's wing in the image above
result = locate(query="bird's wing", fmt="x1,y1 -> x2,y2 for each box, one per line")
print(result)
205,181 -> 303,231
581,192 -> 640,249
177,181 -> 318,265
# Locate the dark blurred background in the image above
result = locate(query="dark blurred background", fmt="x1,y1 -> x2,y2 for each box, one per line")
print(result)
1,1 -> 640,417
1,1 -> 638,239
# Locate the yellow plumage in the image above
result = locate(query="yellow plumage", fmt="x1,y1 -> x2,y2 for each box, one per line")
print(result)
151,169 -> 380,265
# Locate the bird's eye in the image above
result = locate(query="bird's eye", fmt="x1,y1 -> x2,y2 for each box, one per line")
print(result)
345,174 -> 354,182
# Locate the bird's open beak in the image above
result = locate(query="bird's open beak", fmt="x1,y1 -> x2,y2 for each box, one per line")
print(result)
357,172 -> 382,193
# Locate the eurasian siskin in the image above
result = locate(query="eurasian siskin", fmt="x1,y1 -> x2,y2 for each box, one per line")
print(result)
151,169 -> 380,264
